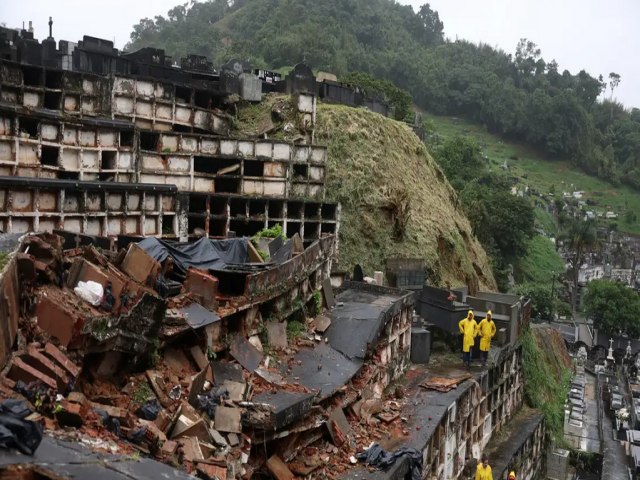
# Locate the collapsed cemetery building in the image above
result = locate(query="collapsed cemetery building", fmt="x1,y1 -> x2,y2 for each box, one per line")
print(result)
0,24 -> 553,480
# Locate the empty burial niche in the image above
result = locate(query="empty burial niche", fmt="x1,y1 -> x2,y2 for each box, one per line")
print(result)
45,70 -> 63,89
101,151 -> 117,170
40,146 -> 59,166
215,177 -> 240,194
321,223 -> 336,235
139,131 -> 159,151
44,91 -> 62,109
287,201 -> 303,218
249,199 -> 267,217
194,90 -> 211,109
229,198 -> 247,217
268,200 -> 284,219
209,219 -> 226,237
304,202 -> 319,219
321,203 -> 337,220
22,65 -> 43,86
293,163 -> 308,180
162,215 -> 175,235
175,85 -> 192,104
120,130 -> 134,148
19,117 -> 39,138
195,157 -> 240,176
244,160 -> 265,177
230,219 -> 261,238
304,222 -> 320,240
188,216 -> 206,237
58,171 -> 80,180
286,221 -> 301,238
189,195 -> 208,214
210,197 -> 227,216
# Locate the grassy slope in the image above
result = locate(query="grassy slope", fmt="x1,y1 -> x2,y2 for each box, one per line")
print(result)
425,113 -> 640,235
518,235 -> 565,285
314,104 -> 497,291
524,325 -> 572,442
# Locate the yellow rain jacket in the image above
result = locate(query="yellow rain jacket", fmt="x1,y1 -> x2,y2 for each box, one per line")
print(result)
458,310 -> 478,353
475,463 -> 493,480
477,312 -> 497,352
508,472 -> 516,480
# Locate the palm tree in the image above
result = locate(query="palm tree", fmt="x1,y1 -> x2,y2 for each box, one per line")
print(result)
559,219 -> 599,316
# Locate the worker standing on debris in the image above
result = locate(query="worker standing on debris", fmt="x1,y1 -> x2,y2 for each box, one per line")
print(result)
459,310 -> 478,368
475,455 -> 493,480
476,310 -> 497,367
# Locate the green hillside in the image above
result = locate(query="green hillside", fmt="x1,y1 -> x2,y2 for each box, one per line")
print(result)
425,113 -> 640,235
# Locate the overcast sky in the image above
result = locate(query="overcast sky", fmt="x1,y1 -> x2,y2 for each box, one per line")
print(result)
1,0 -> 637,108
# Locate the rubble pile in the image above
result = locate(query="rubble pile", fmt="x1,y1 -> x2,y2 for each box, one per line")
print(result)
0,231 -> 415,479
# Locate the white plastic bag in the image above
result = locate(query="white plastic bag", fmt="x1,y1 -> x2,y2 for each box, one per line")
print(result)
74,280 -> 104,306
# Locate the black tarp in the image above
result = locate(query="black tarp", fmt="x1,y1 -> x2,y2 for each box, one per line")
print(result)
137,237 -> 249,274
356,443 -> 422,480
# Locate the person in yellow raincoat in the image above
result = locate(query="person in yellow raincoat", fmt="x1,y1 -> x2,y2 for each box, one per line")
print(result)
459,310 -> 478,368
475,455 -> 493,480
508,471 -> 516,480
476,310 -> 497,367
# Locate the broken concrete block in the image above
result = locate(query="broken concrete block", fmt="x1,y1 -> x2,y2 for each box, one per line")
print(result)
67,392 -> 90,409
248,335 -> 264,353
120,243 -> 161,286
209,428 -> 228,447
214,406 -> 242,433
180,436 -> 204,462
247,241 -> 264,263
188,365 -> 210,406
171,417 -> 211,443
227,432 -> 240,447
43,343 -> 80,379
322,278 -> 335,309
189,346 -> 209,371
327,407 -> 351,447
8,357 -> 57,390
146,371 -> 173,408
196,462 -> 228,480
163,348 -> 193,374
229,336 -> 263,372
374,271 -> 384,286
291,233 -> 304,254
221,381 -> 245,402
266,454 -> 295,480
183,268 -> 218,311
36,294 -> 84,348
313,315 -> 331,333
161,439 -> 178,456
266,322 -> 288,350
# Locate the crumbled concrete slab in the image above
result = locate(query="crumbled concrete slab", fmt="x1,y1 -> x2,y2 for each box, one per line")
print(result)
266,321 -> 288,350
214,406 -> 242,433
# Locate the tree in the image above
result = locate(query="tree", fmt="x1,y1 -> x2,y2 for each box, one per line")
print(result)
584,279 -> 640,337
609,72 -> 621,121
417,3 -> 444,45
559,219 -> 598,315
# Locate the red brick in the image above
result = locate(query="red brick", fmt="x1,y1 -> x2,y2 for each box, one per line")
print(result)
21,347 -> 69,390
161,439 -> 178,456
196,463 -> 227,480
8,357 -> 57,390
56,399 -> 84,428
43,343 -> 80,378
36,295 -> 82,348
120,243 -> 161,286
183,268 -> 218,311
266,455 -> 295,480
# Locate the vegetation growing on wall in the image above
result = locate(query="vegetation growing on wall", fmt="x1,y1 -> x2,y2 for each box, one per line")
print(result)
521,326 -> 571,443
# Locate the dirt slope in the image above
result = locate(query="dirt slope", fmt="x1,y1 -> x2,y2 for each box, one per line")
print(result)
315,104 -> 496,291
235,96 -> 497,291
